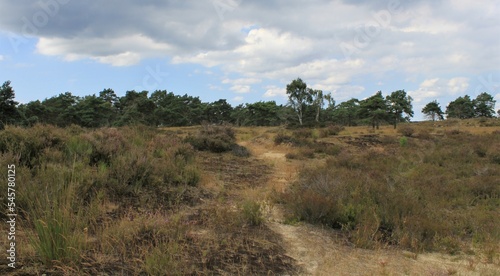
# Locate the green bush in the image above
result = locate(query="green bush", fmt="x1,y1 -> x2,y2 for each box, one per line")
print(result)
399,137 -> 408,147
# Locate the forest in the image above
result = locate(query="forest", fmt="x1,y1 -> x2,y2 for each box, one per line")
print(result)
1,78 -> 498,129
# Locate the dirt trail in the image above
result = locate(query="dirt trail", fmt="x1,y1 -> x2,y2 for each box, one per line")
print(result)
240,137 -> 500,276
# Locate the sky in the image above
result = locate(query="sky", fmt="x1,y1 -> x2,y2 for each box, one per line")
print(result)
0,0 -> 499,120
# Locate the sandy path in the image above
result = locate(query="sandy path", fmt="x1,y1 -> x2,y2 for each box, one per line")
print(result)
240,137 -> 500,276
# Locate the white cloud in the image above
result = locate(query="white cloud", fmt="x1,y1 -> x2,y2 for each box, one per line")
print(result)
222,78 -> 261,85
263,85 -> 286,98
208,84 -> 222,91
420,78 -> 440,88
0,55 -> 4,61
37,34 -> 174,66
232,96 -> 244,103
409,77 -> 470,104
447,77 -> 469,94
230,85 -> 251,94
1,0 -> 498,108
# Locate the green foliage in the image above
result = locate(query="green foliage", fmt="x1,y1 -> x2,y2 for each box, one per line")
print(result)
399,136 -> 408,147
386,90 -> 413,128
446,95 -> 475,119
359,91 -> 388,129
204,99 -> 233,124
0,80 -> 21,125
422,100 -> 444,121
286,78 -> 311,126
2,79 -> 497,130
473,92 -> 496,118
233,101 -> 286,126
331,98 -> 360,126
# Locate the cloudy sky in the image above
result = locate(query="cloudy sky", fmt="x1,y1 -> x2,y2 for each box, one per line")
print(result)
1,0 -> 499,120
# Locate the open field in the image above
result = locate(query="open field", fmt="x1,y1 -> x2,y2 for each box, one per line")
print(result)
1,119 -> 499,275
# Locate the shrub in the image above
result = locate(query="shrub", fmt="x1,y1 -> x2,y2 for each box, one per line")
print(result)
313,143 -> 342,156
397,125 -> 415,137
299,148 -> 315,159
187,124 -> 236,153
231,144 -> 251,157
320,125 -> 345,137
445,129 -> 462,136
399,137 -> 408,147
274,132 -> 294,145
416,128 -> 433,140
292,128 -> 313,139
280,133 -> 500,253
285,152 -> 300,160
0,125 -> 66,167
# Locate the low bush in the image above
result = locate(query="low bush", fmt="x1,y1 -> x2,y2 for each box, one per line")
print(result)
292,128 -> 313,139
320,125 -> 345,137
399,136 -> 408,147
416,128 -> 433,140
231,144 -> 251,157
285,152 -> 300,160
186,124 -> 236,153
280,133 -> 500,253
397,125 -> 415,137
0,125 -> 202,269
274,132 -> 294,145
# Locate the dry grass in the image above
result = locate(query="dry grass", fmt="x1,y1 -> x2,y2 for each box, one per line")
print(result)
1,120 -> 499,275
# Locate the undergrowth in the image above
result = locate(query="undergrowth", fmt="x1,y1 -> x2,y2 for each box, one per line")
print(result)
281,131 -> 500,257
0,124 -> 201,273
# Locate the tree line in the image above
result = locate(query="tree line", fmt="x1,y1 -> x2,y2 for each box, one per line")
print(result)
0,79 -> 498,129
421,93 -> 498,121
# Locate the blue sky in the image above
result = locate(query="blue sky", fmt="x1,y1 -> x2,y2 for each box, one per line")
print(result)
1,0 -> 499,120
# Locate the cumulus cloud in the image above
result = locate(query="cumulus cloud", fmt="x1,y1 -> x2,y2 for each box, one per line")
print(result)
0,0 -> 498,109
232,96 -> 244,103
409,77 -> 472,106
263,85 -> 286,98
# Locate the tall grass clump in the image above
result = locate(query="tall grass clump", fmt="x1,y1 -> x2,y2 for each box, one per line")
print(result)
241,200 -> 264,226
20,164 -> 92,266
